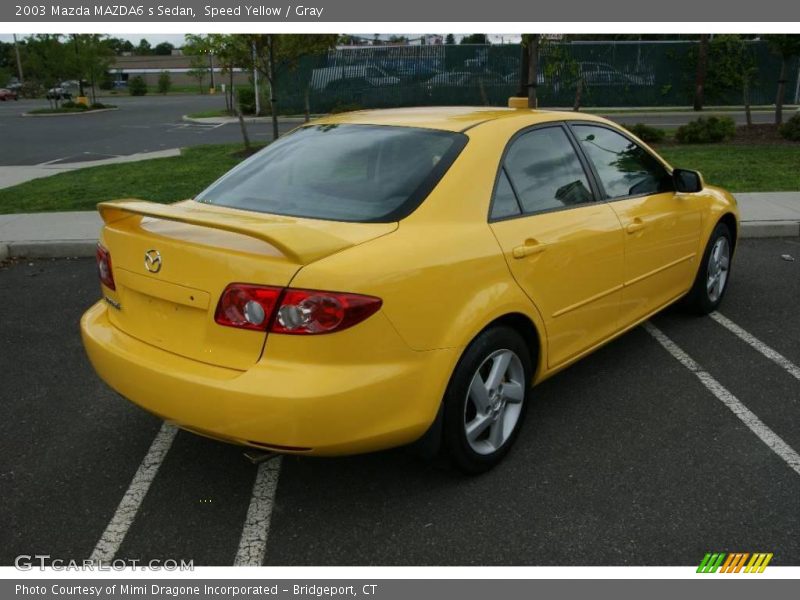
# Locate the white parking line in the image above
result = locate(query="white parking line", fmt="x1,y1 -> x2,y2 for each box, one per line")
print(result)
234,457 -> 283,566
89,423 -> 178,561
644,322 -> 800,477
709,312 -> 800,382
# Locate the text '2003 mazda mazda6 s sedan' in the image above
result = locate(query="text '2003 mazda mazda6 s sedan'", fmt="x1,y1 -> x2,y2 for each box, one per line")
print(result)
81,103 -> 739,473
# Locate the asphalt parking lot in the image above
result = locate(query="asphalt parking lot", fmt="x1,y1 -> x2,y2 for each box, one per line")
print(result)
0,95 -> 298,166
0,94 -> 786,166
1,237 -> 798,566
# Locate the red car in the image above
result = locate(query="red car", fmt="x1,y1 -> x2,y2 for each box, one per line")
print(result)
0,88 -> 19,101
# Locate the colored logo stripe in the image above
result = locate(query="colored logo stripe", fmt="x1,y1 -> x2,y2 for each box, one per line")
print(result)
698,552 -> 773,573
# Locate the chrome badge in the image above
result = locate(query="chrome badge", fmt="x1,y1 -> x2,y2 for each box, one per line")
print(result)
144,249 -> 162,273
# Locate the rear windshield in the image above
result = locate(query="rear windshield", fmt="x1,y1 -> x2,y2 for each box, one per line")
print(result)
196,124 -> 467,222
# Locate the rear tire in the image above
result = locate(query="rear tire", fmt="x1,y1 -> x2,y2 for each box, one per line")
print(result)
684,221 -> 733,314
442,326 -> 533,474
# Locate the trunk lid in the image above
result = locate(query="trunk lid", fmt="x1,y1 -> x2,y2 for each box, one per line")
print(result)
98,199 -> 396,370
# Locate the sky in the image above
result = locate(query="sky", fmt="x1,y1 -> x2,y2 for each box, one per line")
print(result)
0,33 -> 521,46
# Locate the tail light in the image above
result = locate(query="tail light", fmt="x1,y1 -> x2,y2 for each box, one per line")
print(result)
272,289 -> 382,335
96,244 -> 115,290
214,284 -> 282,331
214,284 -> 382,334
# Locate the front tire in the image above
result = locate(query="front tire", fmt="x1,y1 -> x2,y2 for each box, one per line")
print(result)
442,326 -> 533,474
684,221 -> 733,314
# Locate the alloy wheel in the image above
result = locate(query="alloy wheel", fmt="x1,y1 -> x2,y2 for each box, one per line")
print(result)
463,349 -> 526,455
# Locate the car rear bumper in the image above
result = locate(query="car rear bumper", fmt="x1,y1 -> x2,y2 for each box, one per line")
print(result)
80,301 -> 457,456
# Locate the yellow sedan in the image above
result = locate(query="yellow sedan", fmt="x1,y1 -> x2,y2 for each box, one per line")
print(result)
81,104 -> 739,473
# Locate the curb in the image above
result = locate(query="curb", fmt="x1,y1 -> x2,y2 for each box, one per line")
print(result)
3,240 -> 97,259
181,114 -> 313,125
1,222 -> 797,260
740,221 -> 800,239
21,107 -> 119,118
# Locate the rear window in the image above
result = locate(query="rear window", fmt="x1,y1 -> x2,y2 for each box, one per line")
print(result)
196,124 -> 467,222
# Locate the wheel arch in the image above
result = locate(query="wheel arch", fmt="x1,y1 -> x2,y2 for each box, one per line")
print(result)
718,212 -> 739,251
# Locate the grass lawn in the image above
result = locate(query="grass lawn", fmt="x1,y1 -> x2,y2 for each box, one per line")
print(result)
186,108 -> 234,119
0,143 -> 264,215
655,144 -> 800,192
0,142 -> 797,215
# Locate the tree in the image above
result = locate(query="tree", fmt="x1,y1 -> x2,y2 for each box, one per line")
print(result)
183,35 -> 211,93
157,71 -> 171,94
693,34 -> 710,111
154,42 -> 174,56
107,37 -> 134,55
24,35 -> 71,107
136,39 -> 152,55
460,34 -> 488,45
765,34 -> 800,125
520,34 -> 541,108
705,35 -> 758,125
445,34 -> 456,45
246,34 -> 337,140
68,35 -> 115,103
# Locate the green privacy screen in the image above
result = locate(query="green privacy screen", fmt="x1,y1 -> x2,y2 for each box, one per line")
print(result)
266,40 -> 798,114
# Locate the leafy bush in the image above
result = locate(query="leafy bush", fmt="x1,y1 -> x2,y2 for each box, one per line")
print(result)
236,87 -> 256,114
779,113 -> 800,141
625,123 -> 666,143
157,71 -> 171,94
99,73 -> 114,90
675,116 -> 736,144
128,76 -> 147,96
330,102 -> 363,114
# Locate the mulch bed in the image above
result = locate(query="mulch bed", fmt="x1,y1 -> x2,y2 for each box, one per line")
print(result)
730,123 -> 797,145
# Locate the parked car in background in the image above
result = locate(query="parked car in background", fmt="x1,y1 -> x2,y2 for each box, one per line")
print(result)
0,88 -> 19,101
311,65 -> 400,91
578,62 -> 646,86
46,86 -> 73,101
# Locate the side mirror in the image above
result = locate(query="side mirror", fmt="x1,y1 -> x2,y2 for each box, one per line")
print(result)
673,168 -> 704,193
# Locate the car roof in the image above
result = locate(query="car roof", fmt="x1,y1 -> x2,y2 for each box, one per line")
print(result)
313,106 -> 611,133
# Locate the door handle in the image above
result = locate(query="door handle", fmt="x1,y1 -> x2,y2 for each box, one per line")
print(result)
626,219 -> 646,234
512,239 -> 548,259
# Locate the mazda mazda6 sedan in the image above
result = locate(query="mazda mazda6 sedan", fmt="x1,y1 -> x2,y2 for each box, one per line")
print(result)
81,105 -> 739,473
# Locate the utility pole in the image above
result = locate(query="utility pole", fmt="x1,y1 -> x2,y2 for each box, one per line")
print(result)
13,33 -> 24,83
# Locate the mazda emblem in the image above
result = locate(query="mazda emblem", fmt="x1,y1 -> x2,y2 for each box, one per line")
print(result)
144,249 -> 162,273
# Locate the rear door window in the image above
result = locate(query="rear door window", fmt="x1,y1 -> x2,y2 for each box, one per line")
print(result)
498,125 -> 594,216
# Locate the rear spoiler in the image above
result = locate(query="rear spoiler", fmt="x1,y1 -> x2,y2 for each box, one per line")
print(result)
98,199 -> 365,265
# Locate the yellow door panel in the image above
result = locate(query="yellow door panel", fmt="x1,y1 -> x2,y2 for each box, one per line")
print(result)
490,203 -> 625,368
610,193 -> 702,323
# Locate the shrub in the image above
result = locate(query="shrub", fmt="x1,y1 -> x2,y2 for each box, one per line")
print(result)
99,73 -> 114,90
330,102 -> 363,114
236,86 -> 256,114
128,76 -> 147,96
157,71 -> 171,94
779,113 -> 800,141
625,123 -> 666,143
675,116 -> 736,144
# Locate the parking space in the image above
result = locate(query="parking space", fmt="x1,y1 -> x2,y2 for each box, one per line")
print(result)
1,237 -> 798,566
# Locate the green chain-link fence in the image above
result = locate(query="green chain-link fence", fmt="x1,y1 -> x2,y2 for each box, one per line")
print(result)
267,40 -> 799,114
